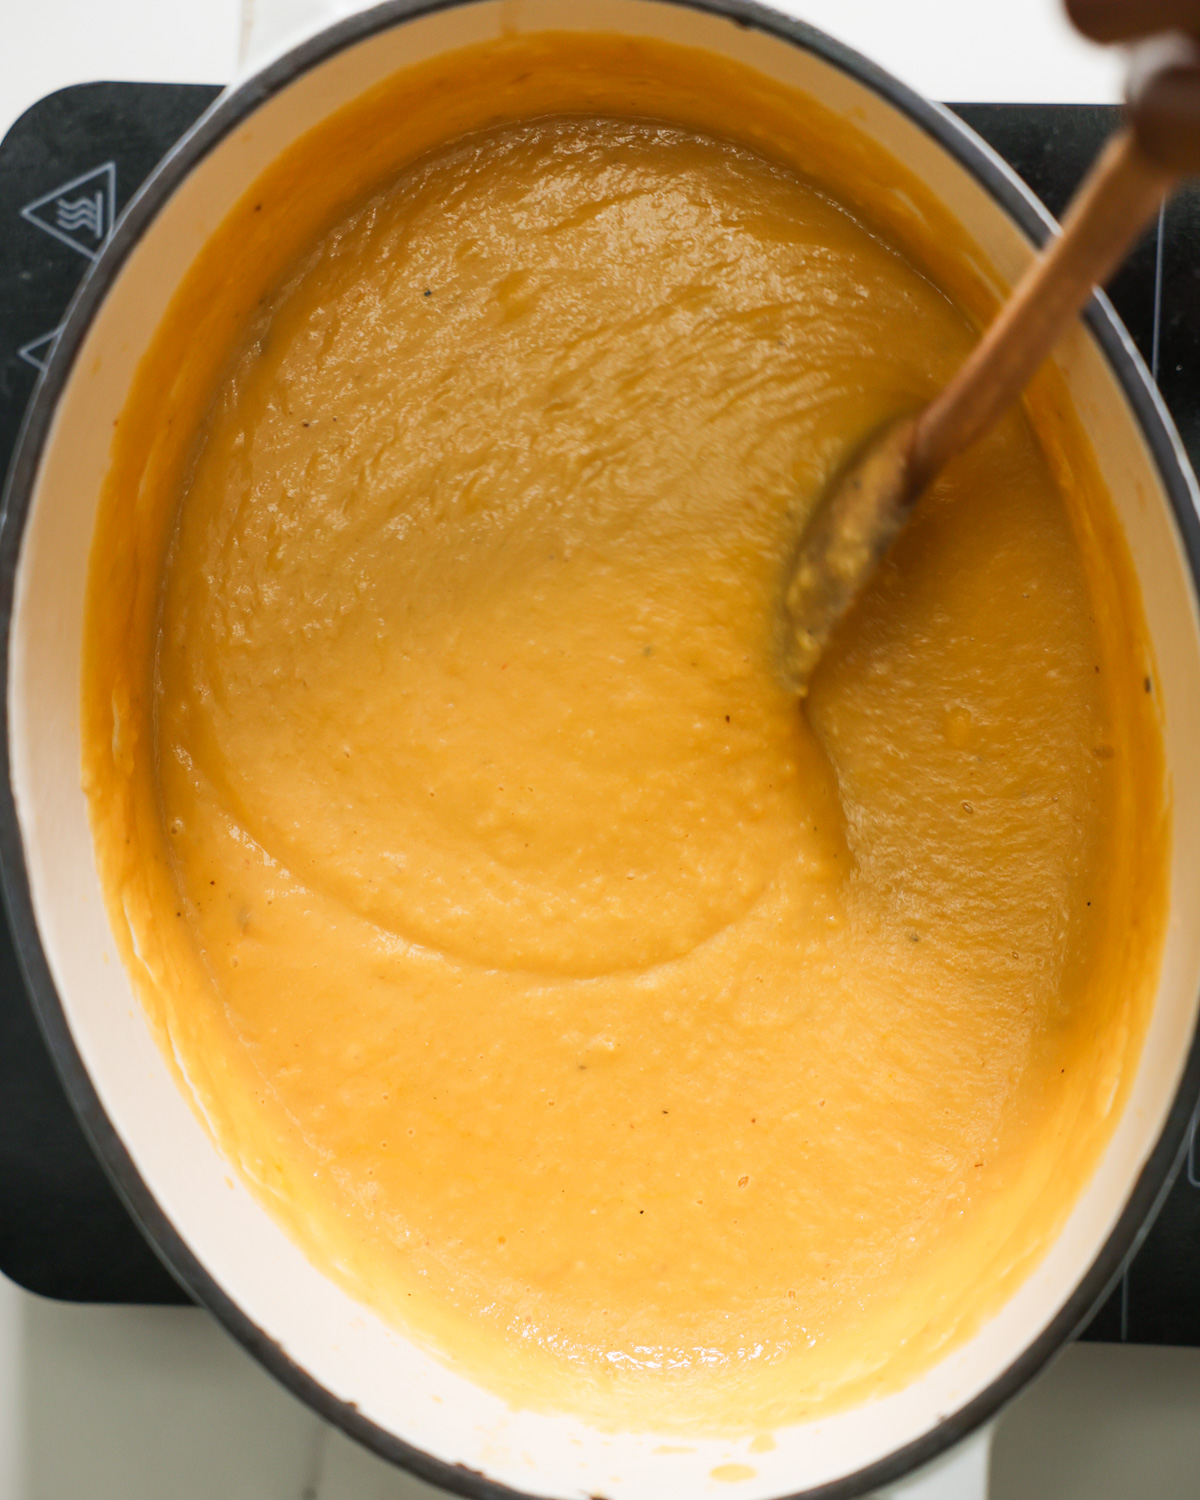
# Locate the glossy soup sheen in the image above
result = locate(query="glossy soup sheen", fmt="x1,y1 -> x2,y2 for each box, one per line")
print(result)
82,33 -> 1168,1432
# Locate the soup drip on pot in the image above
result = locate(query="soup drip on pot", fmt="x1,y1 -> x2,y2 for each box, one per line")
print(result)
87,105 -> 1167,1431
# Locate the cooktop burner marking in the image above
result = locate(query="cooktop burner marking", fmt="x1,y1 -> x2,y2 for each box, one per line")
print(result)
19,160 -> 115,259
16,326 -> 61,371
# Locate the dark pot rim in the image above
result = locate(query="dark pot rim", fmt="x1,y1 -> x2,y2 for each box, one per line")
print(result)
1,2 -> 1198,1497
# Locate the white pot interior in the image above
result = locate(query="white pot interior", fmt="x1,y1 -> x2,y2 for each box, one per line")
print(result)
8,3 -> 1200,1496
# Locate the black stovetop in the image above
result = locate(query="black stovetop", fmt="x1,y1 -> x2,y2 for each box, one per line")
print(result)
0,84 -> 1197,1338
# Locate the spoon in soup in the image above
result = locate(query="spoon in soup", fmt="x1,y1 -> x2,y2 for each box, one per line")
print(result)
780,19 -> 1200,696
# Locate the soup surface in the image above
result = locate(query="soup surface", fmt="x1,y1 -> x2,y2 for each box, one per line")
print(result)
85,92 -> 1166,1431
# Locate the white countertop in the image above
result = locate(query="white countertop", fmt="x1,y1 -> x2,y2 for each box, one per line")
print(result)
2,0 -> 1124,145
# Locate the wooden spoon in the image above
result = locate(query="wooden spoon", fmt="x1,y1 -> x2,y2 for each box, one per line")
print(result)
780,58 -> 1191,697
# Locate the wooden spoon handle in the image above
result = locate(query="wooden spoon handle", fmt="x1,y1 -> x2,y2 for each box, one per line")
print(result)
908,129 -> 1175,493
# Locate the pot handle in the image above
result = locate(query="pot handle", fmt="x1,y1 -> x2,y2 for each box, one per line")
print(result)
875,1423 -> 994,1500
238,0 -> 363,72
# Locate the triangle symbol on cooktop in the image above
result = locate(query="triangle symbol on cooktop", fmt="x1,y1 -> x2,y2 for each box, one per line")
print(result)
20,162 -> 116,261
17,327 -> 61,373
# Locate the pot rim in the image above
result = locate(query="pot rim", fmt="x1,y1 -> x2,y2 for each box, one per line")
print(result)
1,3 -> 1199,1497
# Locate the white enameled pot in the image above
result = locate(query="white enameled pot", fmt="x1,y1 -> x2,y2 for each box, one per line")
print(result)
2,4 -> 1200,1498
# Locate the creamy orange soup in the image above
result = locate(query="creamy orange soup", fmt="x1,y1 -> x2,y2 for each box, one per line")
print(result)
82,35 -> 1167,1432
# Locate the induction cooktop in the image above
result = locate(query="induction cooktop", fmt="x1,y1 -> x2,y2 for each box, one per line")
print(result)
0,84 -> 1196,1341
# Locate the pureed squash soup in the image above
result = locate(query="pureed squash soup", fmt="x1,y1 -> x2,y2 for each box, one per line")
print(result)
82,33 -> 1168,1432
